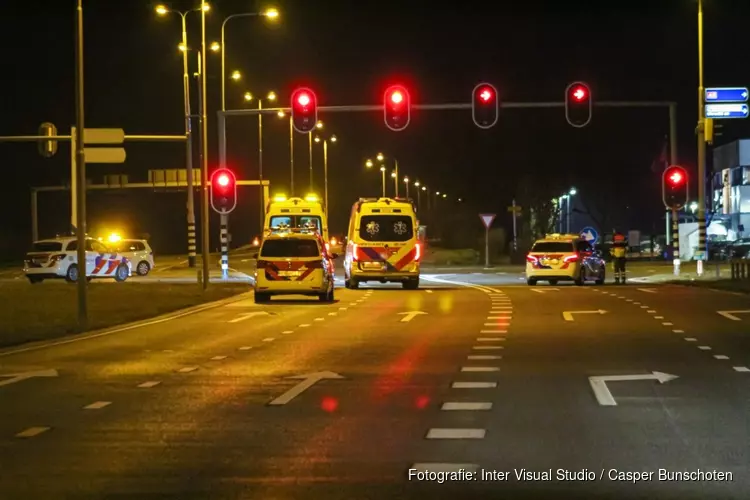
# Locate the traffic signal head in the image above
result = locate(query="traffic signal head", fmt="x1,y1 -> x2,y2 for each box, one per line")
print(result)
662,165 -> 688,209
384,85 -> 410,131
565,81 -> 592,127
291,88 -> 318,133
472,83 -> 499,129
38,122 -> 58,158
210,168 -> 237,214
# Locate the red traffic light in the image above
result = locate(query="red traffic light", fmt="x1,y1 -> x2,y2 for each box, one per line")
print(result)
390,90 -> 404,104
210,168 -> 237,213
662,165 -> 688,209
668,170 -> 683,185
383,85 -> 410,131
478,87 -> 494,102
217,174 -> 230,187
297,92 -> 310,106
571,86 -> 587,101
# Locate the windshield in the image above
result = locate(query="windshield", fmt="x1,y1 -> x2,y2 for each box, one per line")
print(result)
269,215 -> 322,232
531,241 -> 574,253
358,215 -> 414,242
30,241 -> 63,252
260,239 -> 320,258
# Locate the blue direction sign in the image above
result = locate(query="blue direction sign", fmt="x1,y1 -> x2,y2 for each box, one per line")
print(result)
580,226 -> 599,244
705,103 -> 749,119
705,87 -> 748,103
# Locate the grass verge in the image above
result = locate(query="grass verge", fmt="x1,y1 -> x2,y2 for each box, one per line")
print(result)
669,279 -> 750,294
0,282 -> 249,348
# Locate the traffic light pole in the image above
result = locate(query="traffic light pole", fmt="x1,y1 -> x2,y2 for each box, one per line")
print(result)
696,0 -> 707,276
75,0 -> 87,330
671,208 -> 680,276
220,213 -> 229,280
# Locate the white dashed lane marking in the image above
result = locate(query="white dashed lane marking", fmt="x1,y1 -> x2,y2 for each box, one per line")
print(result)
673,329 -> 685,333
477,337 -> 505,341
238,346 -> 253,350
461,367 -> 500,372
473,346 -> 503,350
211,356 -> 227,360
426,428 -> 486,439
15,427 -> 50,438
314,317 -> 325,321
137,381 -> 160,388
177,366 -> 199,373
479,330 -> 507,334
468,355 -> 501,360
328,312 -> 337,316
734,366 -> 750,372
452,381 -> 497,388
714,355 -> 729,360
685,338 -> 697,342
647,310 -> 656,314
441,402 -> 492,411
83,401 -> 111,410
698,346 -> 712,351
654,316 -> 664,320
262,338 -> 275,342
299,324 -> 311,328
663,322 -> 673,326
282,330 -> 294,334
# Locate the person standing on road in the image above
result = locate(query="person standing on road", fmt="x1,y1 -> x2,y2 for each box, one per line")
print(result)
610,230 -> 628,284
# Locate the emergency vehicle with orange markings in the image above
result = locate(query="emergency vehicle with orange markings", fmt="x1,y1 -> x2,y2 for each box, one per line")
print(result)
23,236 -> 132,284
264,195 -> 329,243
525,233 -> 606,286
343,197 -> 421,289
253,226 -> 336,303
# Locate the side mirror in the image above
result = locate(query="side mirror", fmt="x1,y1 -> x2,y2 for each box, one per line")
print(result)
252,252 -> 259,259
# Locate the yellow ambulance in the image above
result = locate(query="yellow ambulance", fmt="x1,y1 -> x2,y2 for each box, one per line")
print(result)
343,197 -> 422,289
264,194 -> 328,243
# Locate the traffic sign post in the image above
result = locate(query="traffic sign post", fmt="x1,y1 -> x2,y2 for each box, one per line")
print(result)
705,87 -> 748,103
507,201 -> 522,251
580,226 -> 599,245
479,213 -> 496,268
705,103 -> 749,119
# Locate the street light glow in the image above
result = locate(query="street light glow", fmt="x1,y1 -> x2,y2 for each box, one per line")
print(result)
421,186 -> 426,191
244,92 -> 252,101
314,136 -> 321,143
376,153 -> 384,161
155,5 -> 168,15
414,181 -> 420,187
264,8 -> 279,19
391,172 -> 397,178
404,176 -> 409,183
178,43 -> 187,52
201,3 -> 210,12
316,120 -> 324,129
380,166 -> 386,172
231,70 -> 241,81
277,110 -> 285,117
569,187 -> 577,195
267,91 -> 277,101
210,41 -> 220,52
330,135 -> 337,143
366,159 -> 373,168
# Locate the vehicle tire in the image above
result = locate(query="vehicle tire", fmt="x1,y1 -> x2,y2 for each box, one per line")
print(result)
65,264 -> 79,283
114,263 -> 129,282
27,276 -> 44,284
136,261 -> 150,276
574,268 -> 585,286
348,278 -> 359,289
527,278 -> 537,286
254,292 -> 270,303
594,266 -> 605,285
403,278 -> 419,290
549,279 -> 558,285
328,285 -> 335,302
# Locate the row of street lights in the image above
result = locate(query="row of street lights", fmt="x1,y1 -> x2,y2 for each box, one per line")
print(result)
364,153 -> 457,211
556,188 -> 577,233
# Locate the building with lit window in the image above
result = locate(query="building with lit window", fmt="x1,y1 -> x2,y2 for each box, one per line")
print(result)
711,139 -> 750,242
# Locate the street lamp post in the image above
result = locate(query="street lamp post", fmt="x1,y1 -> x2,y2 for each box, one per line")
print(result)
567,187 -> 577,233
391,171 -> 398,196
308,120 -> 323,192
696,0 -> 707,274
414,181 -> 421,209
315,134 -> 337,220
404,176 -> 410,199
277,111 -> 294,195
199,1 -> 210,289
380,167 -> 386,197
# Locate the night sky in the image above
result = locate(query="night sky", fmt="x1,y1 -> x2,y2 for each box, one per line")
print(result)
2,0 -> 750,258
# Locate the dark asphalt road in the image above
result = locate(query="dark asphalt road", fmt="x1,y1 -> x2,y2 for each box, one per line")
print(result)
0,277 -> 748,499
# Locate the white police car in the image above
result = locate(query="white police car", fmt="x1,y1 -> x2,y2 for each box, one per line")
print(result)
24,237 -> 131,284
525,233 -> 606,286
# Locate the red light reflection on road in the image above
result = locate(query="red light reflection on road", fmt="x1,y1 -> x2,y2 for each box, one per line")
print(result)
321,396 -> 338,412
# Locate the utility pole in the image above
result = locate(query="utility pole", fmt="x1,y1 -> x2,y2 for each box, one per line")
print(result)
695,0 -> 707,276
199,3 -> 210,289
181,14 -> 196,268
75,0 -> 88,330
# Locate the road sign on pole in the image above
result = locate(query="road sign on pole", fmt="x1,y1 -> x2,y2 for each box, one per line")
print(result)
83,127 -> 126,163
705,87 -> 748,103
479,213 -> 496,268
705,103 -> 749,119
580,226 -> 599,244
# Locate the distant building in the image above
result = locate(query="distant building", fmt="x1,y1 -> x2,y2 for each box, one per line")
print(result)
711,139 -> 750,241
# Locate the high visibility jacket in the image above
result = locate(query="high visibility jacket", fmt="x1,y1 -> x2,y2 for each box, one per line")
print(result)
611,233 -> 627,258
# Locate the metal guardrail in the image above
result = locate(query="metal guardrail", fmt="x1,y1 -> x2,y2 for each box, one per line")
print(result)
730,260 -> 750,280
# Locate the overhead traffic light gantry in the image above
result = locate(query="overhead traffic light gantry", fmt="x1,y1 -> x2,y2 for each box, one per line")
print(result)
210,168 -> 237,214
291,88 -> 318,133
472,83 -> 498,129
384,85 -> 410,131
565,81 -> 592,128
662,165 -> 688,210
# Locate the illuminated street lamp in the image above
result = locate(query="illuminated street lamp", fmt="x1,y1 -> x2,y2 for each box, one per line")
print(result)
231,70 -> 241,81
365,159 -> 373,168
379,166 -> 386,197
314,134 -> 338,219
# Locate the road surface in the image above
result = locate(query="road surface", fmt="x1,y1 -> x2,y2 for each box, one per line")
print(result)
0,277 -> 748,498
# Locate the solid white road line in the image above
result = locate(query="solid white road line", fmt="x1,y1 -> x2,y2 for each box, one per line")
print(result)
410,463 -> 479,473
177,366 -> 198,373
15,427 -> 50,438
83,401 -> 111,410
238,346 -> 253,350
441,402 -> 492,410
426,428 -> 486,439
473,345 -> 503,350
733,366 -> 750,372
698,346 -> 712,350
468,355 -> 501,360
210,355 -> 227,360
452,381 -> 497,388
461,367 -> 500,372
137,381 -> 160,388
262,337 -> 275,342
714,355 -> 729,360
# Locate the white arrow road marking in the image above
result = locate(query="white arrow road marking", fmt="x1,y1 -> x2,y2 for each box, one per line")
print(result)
717,310 -> 750,321
637,288 -> 657,293
0,369 -> 58,388
268,371 -> 344,405
228,311 -> 270,323
399,311 -> 428,322
563,310 -> 607,321
588,371 -> 678,406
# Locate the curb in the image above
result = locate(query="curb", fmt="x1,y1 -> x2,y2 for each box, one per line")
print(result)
0,290 -> 255,358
